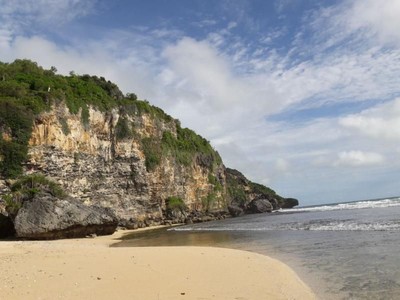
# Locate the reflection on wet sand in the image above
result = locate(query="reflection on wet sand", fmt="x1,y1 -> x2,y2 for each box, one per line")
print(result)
114,227 -> 237,248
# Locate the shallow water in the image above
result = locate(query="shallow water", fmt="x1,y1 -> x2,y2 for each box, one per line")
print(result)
115,198 -> 400,300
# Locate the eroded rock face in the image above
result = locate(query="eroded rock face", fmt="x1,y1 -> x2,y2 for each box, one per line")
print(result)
26,105 -> 226,224
14,193 -> 118,240
246,199 -> 273,214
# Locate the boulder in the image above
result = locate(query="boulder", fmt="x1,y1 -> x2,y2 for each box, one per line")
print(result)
246,199 -> 273,213
14,193 -> 118,240
228,205 -> 244,217
0,213 -> 15,238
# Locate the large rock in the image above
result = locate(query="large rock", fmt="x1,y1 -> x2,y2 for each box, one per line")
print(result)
0,213 -> 15,238
14,193 -> 118,240
246,199 -> 273,213
228,205 -> 244,217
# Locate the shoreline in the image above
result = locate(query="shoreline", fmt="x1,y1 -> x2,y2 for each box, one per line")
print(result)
0,229 -> 316,300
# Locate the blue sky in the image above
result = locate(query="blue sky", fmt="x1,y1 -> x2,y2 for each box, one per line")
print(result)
1,0 -> 400,205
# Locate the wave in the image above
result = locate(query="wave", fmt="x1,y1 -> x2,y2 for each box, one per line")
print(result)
280,197 -> 400,213
170,219 -> 400,232
282,219 -> 400,231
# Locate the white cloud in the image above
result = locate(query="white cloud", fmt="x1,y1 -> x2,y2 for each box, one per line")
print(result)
349,0 -> 400,45
0,0 -> 96,28
340,98 -> 400,140
304,0 -> 400,51
335,151 -> 385,167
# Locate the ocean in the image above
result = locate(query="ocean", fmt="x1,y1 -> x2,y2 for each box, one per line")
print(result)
115,197 -> 400,300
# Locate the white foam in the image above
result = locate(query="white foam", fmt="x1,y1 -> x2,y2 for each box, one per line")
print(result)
281,198 -> 400,213
170,219 -> 400,232
305,221 -> 400,231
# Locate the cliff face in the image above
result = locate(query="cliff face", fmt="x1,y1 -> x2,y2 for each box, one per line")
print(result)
25,103 -> 226,224
0,60 -> 296,234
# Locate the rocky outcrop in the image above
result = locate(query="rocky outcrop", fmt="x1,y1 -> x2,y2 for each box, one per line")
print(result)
246,199 -> 273,214
281,198 -> 299,208
14,193 -> 118,240
225,168 -> 292,215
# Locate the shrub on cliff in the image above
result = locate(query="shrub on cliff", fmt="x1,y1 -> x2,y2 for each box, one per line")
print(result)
166,196 -> 186,214
141,137 -> 162,171
160,127 -> 222,169
3,174 -> 66,218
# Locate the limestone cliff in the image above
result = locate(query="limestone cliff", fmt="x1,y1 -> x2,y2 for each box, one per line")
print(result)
0,59 -> 296,233
24,103 -> 226,225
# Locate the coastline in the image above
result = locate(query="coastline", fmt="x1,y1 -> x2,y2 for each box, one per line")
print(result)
0,229 -> 316,300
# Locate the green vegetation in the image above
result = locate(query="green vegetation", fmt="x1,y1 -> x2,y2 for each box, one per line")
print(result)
11,174 -> 66,198
141,137 -> 162,171
200,174 -> 225,212
0,59 -> 123,177
166,196 -> 186,213
208,174 -> 223,192
0,59 -> 223,179
202,193 -> 216,212
135,100 -> 173,122
140,126 -> 222,172
160,127 -> 222,168
59,117 -> 70,135
2,174 -> 66,217
249,182 -> 281,200
0,59 -> 129,177
0,99 -> 33,178
115,116 -> 133,140
226,175 -> 247,205
225,168 -> 284,207
118,98 -> 173,123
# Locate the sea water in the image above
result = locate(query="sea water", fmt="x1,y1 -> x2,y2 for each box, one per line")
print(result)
115,197 -> 400,300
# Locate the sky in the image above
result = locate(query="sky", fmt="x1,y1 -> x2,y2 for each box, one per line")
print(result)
1,0 -> 400,205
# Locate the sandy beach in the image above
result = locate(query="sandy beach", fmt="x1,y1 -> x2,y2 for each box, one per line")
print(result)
0,230 -> 315,300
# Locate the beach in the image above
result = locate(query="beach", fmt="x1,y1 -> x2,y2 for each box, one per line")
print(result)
0,229 -> 315,300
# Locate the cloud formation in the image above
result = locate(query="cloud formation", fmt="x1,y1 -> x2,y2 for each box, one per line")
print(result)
340,98 -> 400,140
335,151 -> 385,167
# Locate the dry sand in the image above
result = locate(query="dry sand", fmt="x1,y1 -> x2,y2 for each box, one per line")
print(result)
0,230 -> 315,300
